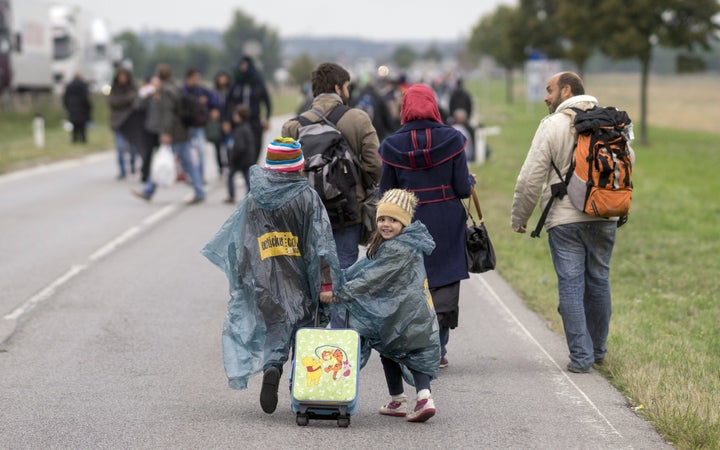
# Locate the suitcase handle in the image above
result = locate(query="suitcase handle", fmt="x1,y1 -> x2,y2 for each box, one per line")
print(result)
313,303 -> 350,328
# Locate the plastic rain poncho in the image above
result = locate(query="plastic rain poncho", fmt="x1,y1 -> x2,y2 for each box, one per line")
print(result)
202,165 -> 339,389
334,220 -> 441,379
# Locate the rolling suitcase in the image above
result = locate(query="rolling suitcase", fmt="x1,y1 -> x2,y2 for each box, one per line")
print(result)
290,326 -> 360,427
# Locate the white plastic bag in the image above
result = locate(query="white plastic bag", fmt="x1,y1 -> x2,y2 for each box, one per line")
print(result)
151,144 -> 175,187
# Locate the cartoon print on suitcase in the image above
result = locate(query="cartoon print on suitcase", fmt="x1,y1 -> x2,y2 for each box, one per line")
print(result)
291,327 -> 360,427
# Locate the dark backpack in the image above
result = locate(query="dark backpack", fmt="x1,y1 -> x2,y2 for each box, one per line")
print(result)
179,92 -> 209,127
531,106 -> 633,238
295,106 -> 362,227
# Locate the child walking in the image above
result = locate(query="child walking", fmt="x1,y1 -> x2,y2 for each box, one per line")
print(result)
202,137 -> 339,415
224,105 -> 255,203
333,189 -> 440,422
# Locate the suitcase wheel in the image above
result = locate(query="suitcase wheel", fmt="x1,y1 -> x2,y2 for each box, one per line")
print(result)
296,413 -> 309,427
337,415 -> 350,428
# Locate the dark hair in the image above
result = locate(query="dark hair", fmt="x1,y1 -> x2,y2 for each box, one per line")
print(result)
558,72 -> 585,96
185,67 -> 200,79
233,104 -> 250,121
155,63 -> 172,81
365,230 -> 386,260
111,67 -> 134,88
311,62 -> 350,97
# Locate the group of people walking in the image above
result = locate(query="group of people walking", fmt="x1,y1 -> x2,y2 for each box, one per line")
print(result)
202,61 -> 477,424
105,60 -> 623,425
105,57 -> 272,205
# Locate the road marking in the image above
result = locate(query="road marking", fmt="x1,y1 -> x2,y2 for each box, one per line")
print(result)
1,201 -> 183,338
475,273 -> 623,438
0,153 -> 112,187
4,264 -> 87,321
89,226 -> 141,262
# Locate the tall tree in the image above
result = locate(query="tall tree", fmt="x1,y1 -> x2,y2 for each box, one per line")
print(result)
555,0 -> 606,77
596,0 -> 720,145
393,45 -> 416,70
222,9 -> 281,83
468,5 -> 526,103
287,53 -> 315,87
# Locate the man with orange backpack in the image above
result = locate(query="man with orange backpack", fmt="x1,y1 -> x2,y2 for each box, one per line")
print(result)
510,72 -> 635,374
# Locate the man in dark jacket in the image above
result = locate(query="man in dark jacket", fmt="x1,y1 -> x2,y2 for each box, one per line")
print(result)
62,73 -> 92,143
448,78 -> 473,121
223,56 -> 271,163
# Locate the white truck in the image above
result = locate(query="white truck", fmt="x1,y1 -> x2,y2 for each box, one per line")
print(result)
50,4 -> 118,93
6,0 -> 54,92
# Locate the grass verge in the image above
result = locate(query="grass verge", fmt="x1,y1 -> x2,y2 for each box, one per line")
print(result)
471,79 -> 720,449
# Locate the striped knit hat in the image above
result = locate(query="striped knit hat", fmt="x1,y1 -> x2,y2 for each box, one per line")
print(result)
265,137 -> 304,172
376,189 -> 418,227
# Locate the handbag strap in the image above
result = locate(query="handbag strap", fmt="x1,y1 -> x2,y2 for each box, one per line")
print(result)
464,187 -> 485,225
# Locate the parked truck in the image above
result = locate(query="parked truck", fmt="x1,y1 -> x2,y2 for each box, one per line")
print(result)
51,4 -> 118,93
4,0 -> 54,93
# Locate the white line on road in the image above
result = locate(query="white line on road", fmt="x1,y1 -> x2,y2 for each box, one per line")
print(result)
1,202 -> 182,341
475,273 -> 623,438
4,264 -> 87,321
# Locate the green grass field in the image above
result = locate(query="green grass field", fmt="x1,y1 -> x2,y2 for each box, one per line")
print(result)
471,78 -> 720,449
1,76 -> 718,448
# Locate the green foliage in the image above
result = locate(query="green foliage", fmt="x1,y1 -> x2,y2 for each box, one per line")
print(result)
114,30 -> 148,77
287,53 -> 315,87
392,45 -> 416,70
0,94 -> 113,173
222,9 -> 281,81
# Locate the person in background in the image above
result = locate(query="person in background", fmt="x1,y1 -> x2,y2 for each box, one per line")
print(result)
224,105 -> 255,204
224,56 -> 272,163
184,68 -> 219,183
108,67 -> 139,179
378,84 -> 474,370
118,75 -> 159,184
62,72 -> 92,144
206,70 -> 231,176
133,63 -> 205,204
511,71 -> 633,374
282,62 -> 381,270
448,77 -> 473,121
202,137 -> 339,415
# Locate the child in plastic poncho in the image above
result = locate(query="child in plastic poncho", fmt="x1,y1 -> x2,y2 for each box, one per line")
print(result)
202,137 -> 339,415
333,189 -> 441,423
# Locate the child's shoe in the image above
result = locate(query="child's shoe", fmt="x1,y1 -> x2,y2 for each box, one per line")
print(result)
407,389 -> 436,422
379,393 -> 407,417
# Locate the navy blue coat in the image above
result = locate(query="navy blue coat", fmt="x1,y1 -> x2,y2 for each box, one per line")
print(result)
379,119 -> 473,288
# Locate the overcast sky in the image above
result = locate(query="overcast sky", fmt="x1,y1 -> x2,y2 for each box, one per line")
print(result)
63,0 -> 514,41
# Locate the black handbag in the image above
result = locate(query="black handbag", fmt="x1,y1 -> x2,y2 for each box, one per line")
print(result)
465,188 -> 496,273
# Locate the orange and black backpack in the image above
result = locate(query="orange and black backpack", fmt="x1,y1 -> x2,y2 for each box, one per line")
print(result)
531,106 -> 633,238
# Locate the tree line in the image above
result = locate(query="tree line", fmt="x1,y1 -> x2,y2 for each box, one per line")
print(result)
467,0 -> 720,145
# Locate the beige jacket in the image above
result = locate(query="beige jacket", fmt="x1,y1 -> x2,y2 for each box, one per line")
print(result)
282,93 -> 382,223
511,95 -> 634,232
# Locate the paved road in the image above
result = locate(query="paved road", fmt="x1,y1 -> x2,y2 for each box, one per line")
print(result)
0,117 -> 669,449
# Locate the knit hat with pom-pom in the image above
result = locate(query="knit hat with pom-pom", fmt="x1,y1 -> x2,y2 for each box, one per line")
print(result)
376,189 -> 418,227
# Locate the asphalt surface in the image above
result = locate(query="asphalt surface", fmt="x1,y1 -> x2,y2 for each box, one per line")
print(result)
0,117 -> 670,449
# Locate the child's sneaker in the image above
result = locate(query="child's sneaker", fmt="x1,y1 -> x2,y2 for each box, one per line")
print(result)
379,394 -> 407,417
407,390 -> 436,422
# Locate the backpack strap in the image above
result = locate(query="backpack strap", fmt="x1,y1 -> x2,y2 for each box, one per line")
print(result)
529,108 -> 583,238
530,161 -> 571,238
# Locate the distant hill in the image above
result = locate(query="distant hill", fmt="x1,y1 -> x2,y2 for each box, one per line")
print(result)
137,30 -> 463,62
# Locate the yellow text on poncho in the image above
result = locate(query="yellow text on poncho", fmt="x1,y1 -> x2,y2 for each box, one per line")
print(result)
258,232 -> 301,260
